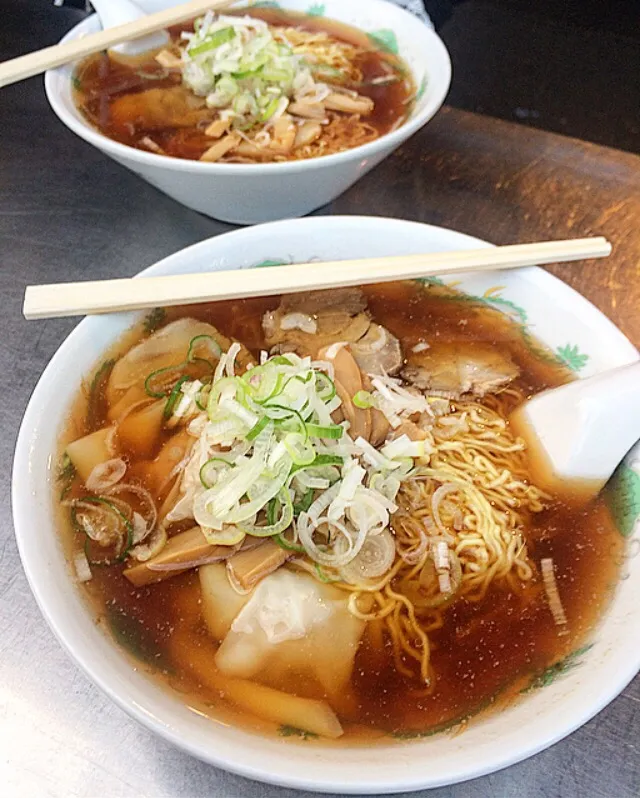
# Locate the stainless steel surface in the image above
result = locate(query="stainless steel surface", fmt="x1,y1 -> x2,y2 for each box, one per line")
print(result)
1,2 -> 638,796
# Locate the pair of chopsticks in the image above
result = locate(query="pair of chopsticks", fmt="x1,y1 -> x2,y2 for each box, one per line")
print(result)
23,237 -> 611,320
0,0 -> 240,89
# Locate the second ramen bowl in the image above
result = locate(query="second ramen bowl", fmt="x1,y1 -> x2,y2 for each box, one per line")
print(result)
45,0 -> 451,224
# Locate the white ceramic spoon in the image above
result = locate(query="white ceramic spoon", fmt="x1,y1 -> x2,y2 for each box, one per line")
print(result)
511,360 -> 640,501
89,0 -> 170,55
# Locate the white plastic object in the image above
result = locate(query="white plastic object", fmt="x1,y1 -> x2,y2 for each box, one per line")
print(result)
511,360 -> 640,500
90,0 -> 169,55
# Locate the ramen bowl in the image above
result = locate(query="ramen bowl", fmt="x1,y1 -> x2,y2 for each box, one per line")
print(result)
44,0 -> 450,225
12,217 -> 640,792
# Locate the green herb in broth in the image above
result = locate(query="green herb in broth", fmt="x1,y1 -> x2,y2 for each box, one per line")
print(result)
106,605 -> 173,671
278,724 -> 319,740
86,359 -> 114,431
144,307 -> 167,334
521,645 -> 593,693
57,452 -> 76,500
390,685 -> 507,740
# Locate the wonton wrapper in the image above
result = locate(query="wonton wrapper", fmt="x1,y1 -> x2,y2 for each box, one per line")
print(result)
199,565 -> 364,700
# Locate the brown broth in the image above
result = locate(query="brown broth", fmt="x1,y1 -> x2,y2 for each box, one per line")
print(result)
56,282 -> 624,742
72,9 -> 414,162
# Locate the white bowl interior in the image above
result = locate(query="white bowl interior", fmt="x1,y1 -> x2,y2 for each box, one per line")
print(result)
13,217 -> 640,793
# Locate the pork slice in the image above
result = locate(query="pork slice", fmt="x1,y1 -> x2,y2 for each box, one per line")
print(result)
402,342 -> 519,398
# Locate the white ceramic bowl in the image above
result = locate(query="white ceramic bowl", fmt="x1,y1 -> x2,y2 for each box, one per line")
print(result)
13,217 -> 640,793
45,0 -> 451,225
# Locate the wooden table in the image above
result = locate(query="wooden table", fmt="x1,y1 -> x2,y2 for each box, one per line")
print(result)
1,3 -> 638,797
333,105 -> 640,348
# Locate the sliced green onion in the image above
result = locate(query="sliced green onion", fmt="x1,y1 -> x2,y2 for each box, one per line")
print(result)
188,26 -> 235,57
237,488 -> 293,537
293,488 -> 314,517
246,414 -> 270,441
243,364 -> 281,403
144,364 -> 184,398
291,453 -> 344,474
311,453 -> 344,467
270,355 -> 296,366
195,383 -> 211,411
187,334 -> 222,364
72,497 -> 133,564
315,563 -> 339,584
163,375 -> 190,419
314,372 -> 336,401
200,457 -> 233,489
305,423 -> 344,440
353,390 -> 374,409
283,433 -> 315,466
273,531 -> 305,553
260,96 -> 281,121
87,359 -> 115,430
207,375 -> 248,416
261,67 -> 291,82
201,525 -> 245,546
266,496 -> 278,526
233,66 -> 264,79
263,403 -> 307,437
381,436 -> 426,460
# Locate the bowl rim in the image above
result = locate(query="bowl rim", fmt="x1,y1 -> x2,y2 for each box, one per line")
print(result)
44,0 -> 451,176
12,216 -> 640,793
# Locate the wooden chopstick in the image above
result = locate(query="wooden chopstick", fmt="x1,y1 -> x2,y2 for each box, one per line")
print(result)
23,237 -> 611,321
0,0 -> 241,89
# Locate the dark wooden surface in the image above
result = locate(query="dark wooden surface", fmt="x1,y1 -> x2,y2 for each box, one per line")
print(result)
345,105 -> 640,346
1,3 -> 639,798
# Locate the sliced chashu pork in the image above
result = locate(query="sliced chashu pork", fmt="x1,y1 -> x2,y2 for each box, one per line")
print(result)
262,288 -> 403,378
263,287 -> 371,357
110,85 -> 210,130
402,342 -> 519,399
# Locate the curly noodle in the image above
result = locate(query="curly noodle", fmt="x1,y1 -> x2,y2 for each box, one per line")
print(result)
319,388 -> 550,685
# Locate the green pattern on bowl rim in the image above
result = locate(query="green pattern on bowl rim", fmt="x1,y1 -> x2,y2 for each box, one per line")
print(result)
367,29 -> 400,55
606,464 -> 640,538
421,277 -> 590,372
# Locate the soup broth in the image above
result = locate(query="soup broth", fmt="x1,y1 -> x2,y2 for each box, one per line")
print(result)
73,9 -> 415,163
56,281 -> 623,742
